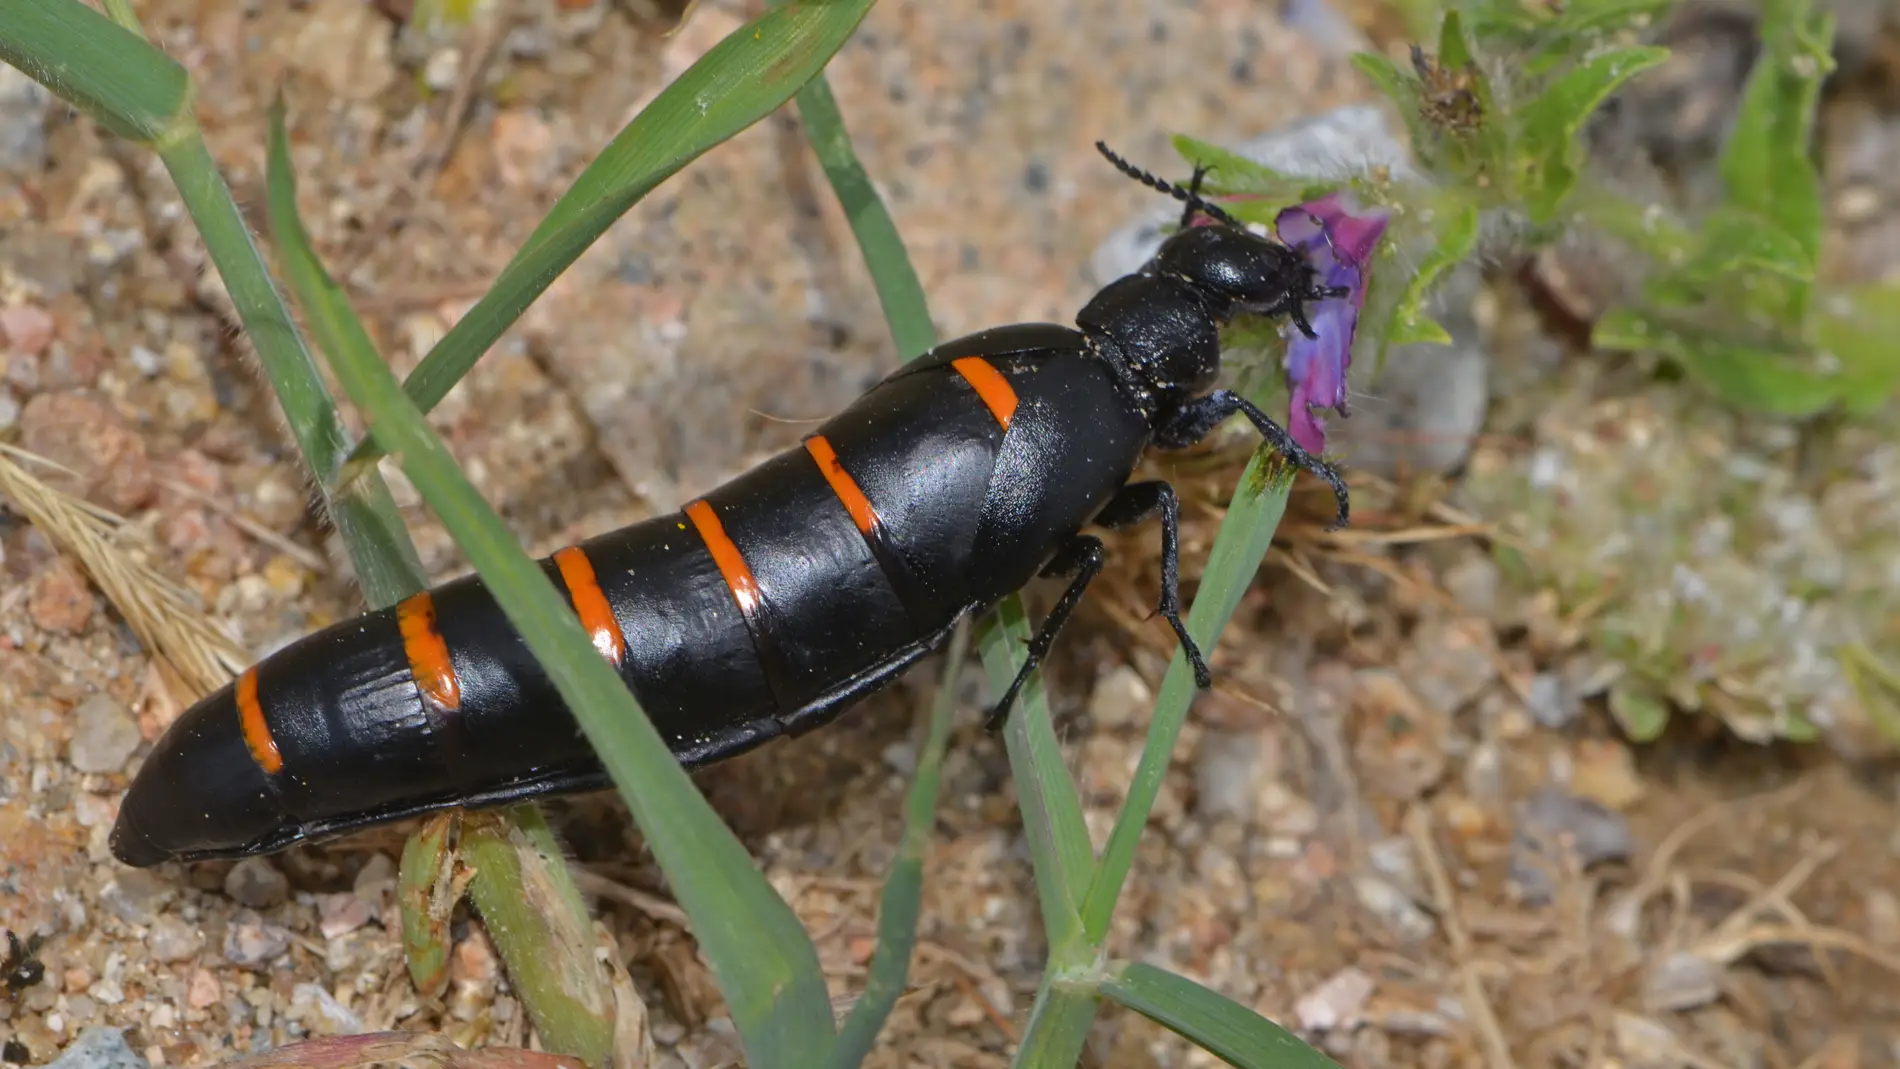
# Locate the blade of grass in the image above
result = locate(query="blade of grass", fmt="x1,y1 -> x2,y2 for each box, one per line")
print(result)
1101,961 -> 1341,1069
976,600 -> 1094,943
831,621 -> 971,1067
265,129 -> 837,1069
793,73 -> 935,362
339,0 -> 877,473
260,100 -> 832,1063
1079,451 -> 1296,942
1007,973 -> 1101,1069
461,806 -> 616,1068
263,102 -> 621,1057
8,0 -> 430,602
0,0 -> 183,141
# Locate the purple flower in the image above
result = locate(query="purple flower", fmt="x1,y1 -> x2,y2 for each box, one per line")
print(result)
1271,193 -> 1388,454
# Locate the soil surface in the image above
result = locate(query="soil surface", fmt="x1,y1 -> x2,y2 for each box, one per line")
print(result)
2,1 -> 1898,1068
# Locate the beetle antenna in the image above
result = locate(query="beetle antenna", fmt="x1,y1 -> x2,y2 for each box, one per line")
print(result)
1095,141 -> 1245,231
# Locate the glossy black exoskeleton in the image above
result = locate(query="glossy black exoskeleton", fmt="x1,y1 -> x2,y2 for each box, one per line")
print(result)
110,143 -> 1352,867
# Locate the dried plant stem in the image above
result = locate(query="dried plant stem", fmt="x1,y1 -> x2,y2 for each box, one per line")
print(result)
0,443 -> 247,697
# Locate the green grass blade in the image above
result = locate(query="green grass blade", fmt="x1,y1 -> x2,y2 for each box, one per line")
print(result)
1080,452 -> 1296,942
0,0 -> 185,142
264,104 -> 619,1058
264,107 -> 838,1067
1101,961 -> 1340,1069
831,622 -> 971,1067
339,0 -> 877,470
794,73 -> 936,362
976,599 -> 1093,944
12,2 -> 429,601
461,806 -> 616,1068
1008,976 -> 1100,1069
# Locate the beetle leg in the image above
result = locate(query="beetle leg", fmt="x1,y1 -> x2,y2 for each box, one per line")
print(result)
984,536 -> 1107,733
1154,390 -> 1351,530
1093,481 -> 1211,689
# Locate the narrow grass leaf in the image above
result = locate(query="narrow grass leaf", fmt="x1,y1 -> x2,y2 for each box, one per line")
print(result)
832,622 -> 972,1067
975,601 -> 1093,944
344,0 -> 877,468
1081,453 -> 1295,941
796,73 -> 937,362
1102,961 -> 1340,1069
264,121 -> 837,1066
261,100 -> 430,604
1008,975 -> 1102,1069
0,0 -> 186,142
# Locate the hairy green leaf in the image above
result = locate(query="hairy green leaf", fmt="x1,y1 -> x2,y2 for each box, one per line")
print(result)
1514,46 -> 1668,221
1609,682 -> 1670,742
1718,0 -> 1834,323
1388,199 -> 1479,346
1594,309 -> 1844,417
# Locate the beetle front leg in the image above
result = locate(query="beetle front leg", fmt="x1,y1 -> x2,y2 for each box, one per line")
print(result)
1154,390 -> 1351,530
1093,481 -> 1211,690
985,536 -> 1107,733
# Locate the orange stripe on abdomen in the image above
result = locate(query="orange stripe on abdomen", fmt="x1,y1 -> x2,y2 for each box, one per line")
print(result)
951,356 -> 1018,429
397,592 -> 462,712
236,667 -> 284,775
803,435 -> 882,536
554,545 -> 627,666
684,499 -> 764,618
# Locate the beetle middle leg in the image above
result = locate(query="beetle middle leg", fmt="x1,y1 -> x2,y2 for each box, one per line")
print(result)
1156,390 -> 1351,530
1092,480 -> 1212,690
985,536 -> 1106,733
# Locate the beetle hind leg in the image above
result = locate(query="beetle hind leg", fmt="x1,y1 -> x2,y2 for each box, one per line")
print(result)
984,536 -> 1107,733
1093,480 -> 1212,690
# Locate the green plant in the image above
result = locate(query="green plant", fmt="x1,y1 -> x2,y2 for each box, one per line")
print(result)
2,1 -> 1346,1066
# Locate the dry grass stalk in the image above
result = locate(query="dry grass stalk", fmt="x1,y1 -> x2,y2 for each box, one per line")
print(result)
0,442 -> 248,699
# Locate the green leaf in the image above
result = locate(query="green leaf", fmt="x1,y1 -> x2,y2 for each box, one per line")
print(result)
397,813 -> 458,1000
0,0 -> 188,143
1514,46 -> 1669,221
831,624 -> 969,1067
265,100 -> 838,1069
1594,309 -> 1844,417
1678,207 -> 1813,286
1168,135 -> 1341,214
1718,0 -> 1834,321
1387,199 -> 1479,346
976,600 -> 1094,940
1102,961 -> 1342,1069
1350,52 -> 1439,166
796,72 -> 936,362
1813,282 -> 1900,417
344,0 -> 878,469
1081,451 -> 1296,942
1436,8 -> 1474,71
1609,682 -> 1670,742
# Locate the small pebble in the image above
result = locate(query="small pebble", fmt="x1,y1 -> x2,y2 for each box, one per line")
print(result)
30,556 -> 94,634
1642,951 -> 1721,1012
18,392 -> 155,513
0,303 -> 54,356
42,1029 -> 146,1069
1509,786 -> 1637,905
99,870 -> 174,925
1087,664 -> 1152,730
1294,967 -> 1375,1032
317,892 -> 375,939
68,695 -> 142,775
288,982 -> 364,1034
185,968 -> 221,1010
1525,672 -> 1575,729
1353,876 -> 1435,943
1192,731 -> 1265,820
222,909 -> 291,968
224,857 -> 290,909
146,916 -> 204,964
